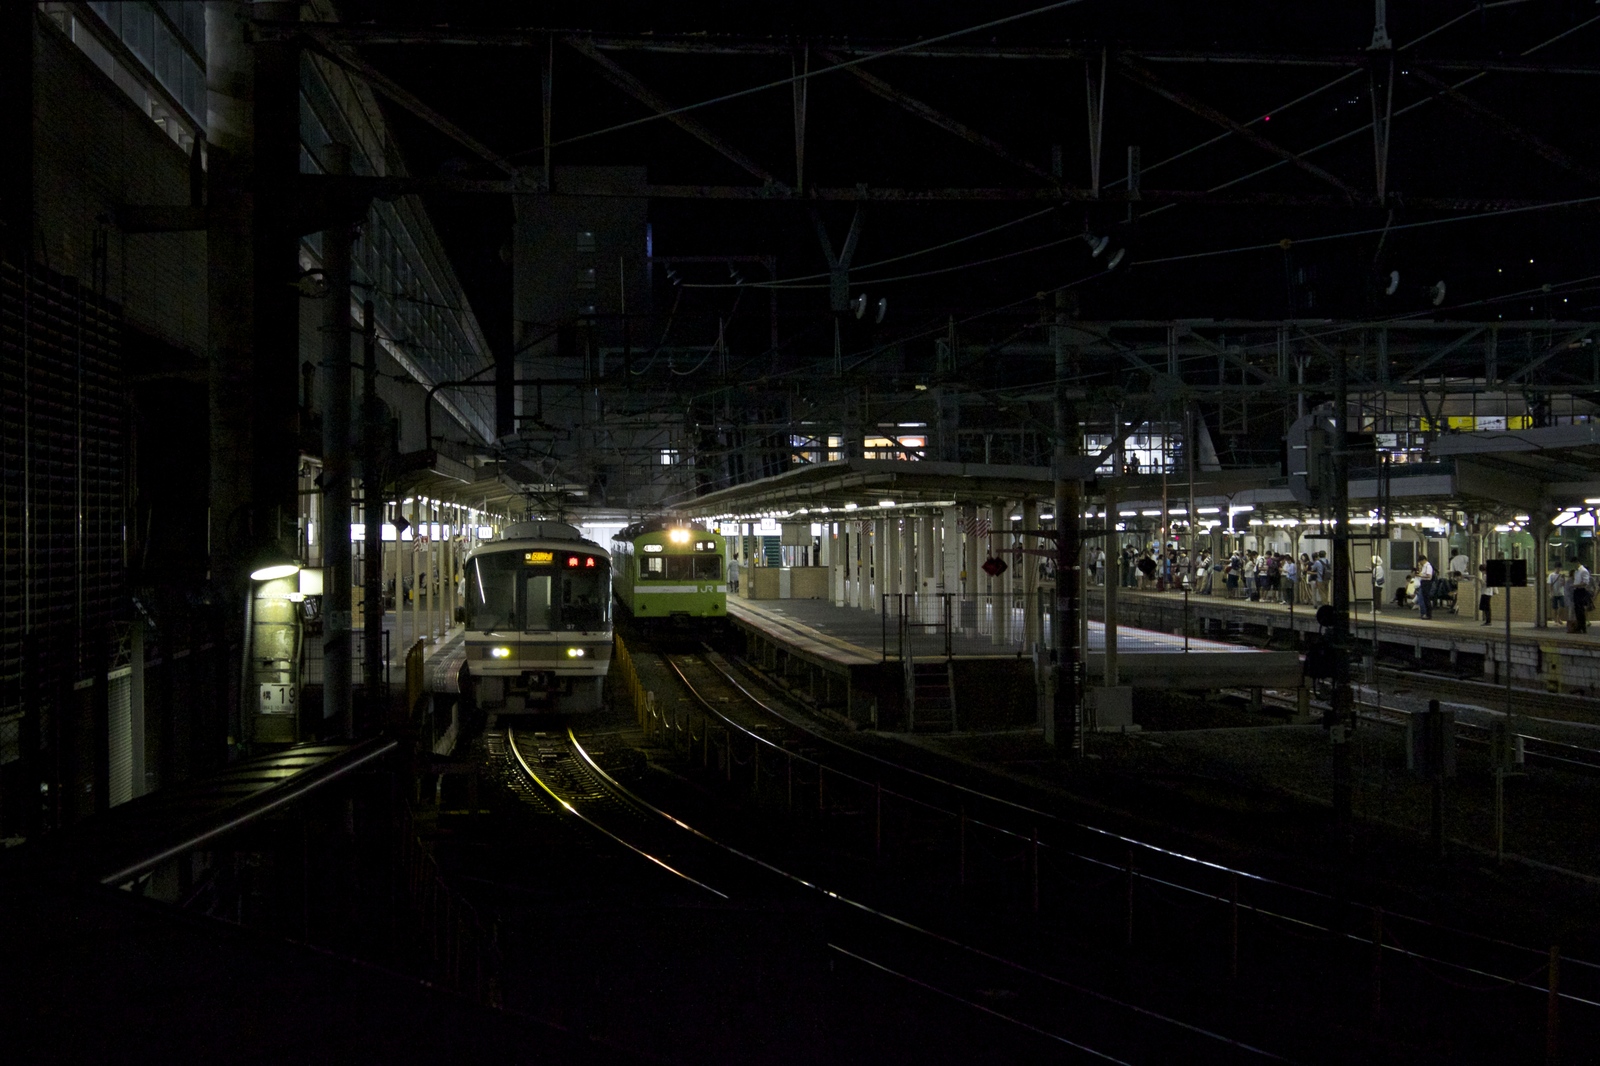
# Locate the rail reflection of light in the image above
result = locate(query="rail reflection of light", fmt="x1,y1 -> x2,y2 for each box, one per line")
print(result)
505,729 -> 727,899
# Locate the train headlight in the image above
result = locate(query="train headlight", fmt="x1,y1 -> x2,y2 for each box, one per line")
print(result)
489,646 -> 512,659
566,647 -> 586,658
668,528 -> 690,544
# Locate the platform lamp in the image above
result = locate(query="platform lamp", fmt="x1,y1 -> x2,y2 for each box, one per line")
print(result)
246,542 -> 304,746
249,544 -> 302,583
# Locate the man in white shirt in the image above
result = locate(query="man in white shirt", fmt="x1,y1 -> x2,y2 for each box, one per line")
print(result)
1416,557 -> 1436,619
1449,551 -> 1471,581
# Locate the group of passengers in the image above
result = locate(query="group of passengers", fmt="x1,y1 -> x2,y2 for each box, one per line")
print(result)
1216,549 -> 1329,607
1117,543 -> 1199,592
1110,540 -> 1597,634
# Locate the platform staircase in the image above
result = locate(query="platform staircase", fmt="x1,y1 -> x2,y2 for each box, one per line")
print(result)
905,657 -> 956,732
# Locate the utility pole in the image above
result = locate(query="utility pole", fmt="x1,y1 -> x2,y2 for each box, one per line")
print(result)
1053,291 -> 1082,755
1328,348 -> 1354,838
361,300 -> 384,732
321,143 -> 355,739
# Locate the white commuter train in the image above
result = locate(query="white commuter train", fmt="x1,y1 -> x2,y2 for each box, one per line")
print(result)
461,521 -> 612,713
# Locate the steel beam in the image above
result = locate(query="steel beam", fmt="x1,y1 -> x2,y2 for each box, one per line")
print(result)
819,48 -> 1058,184
1413,68 -> 1600,188
259,27 -> 1600,74
1117,57 -> 1363,200
565,37 -> 785,186
306,41 -> 517,175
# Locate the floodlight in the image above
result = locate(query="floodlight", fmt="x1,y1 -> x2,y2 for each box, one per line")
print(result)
249,545 -> 302,583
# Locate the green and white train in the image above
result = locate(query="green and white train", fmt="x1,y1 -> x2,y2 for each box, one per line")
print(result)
612,521 -> 728,628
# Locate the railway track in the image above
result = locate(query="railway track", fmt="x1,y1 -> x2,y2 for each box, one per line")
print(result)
497,718 -> 1284,1063
1373,666 -> 1600,726
649,645 -> 1600,1065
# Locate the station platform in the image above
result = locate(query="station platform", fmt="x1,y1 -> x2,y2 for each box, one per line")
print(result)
725,596 -> 1303,730
1097,585 -> 1600,699
301,609 -> 451,688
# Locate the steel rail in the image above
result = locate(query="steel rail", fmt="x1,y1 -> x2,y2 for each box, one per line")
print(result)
570,725 -> 1291,1062
693,651 -> 1600,995
504,727 -> 728,899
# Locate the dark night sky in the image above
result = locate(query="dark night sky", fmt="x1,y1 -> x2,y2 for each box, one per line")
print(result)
340,1 -> 1600,363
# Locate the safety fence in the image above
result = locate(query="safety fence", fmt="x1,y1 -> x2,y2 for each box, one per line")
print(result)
393,800 -> 501,1007
612,635 -> 652,729
880,592 -> 1053,661
636,650 -> 1599,1061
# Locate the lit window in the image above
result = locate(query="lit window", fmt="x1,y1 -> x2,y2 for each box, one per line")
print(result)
577,231 -> 596,253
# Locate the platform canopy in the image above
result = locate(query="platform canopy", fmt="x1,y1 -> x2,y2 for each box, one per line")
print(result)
678,457 -> 1283,521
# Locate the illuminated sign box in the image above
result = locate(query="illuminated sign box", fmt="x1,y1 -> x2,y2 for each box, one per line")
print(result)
524,551 -> 554,564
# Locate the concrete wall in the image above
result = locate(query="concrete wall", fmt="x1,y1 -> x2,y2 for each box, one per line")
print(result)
34,21 -> 207,356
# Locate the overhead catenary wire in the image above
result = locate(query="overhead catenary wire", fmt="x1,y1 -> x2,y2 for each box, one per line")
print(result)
1108,0 -> 1536,192
1132,192 -> 1600,268
528,0 -> 1094,154
1135,9 -> 1600,222
681,205 -> 1064,289
669,4 -> 1576,299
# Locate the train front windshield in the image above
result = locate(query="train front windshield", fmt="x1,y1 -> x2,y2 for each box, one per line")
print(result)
466,551 -> 610,632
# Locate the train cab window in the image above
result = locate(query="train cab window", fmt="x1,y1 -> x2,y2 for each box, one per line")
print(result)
561,569 -> 608,631
662,555 -> 721,580
466,553 -> 521,630
466,552 -> 610,632
640,556 -> 666,580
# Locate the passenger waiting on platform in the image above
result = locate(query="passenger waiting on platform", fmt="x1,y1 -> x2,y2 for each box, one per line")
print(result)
1137,552 -> 1158,589
1573,563 -> 1593,633
1549,568 -> 1568,627
1195,550 -> 1214,594
1416,557 -> 1436,619
1282,555 -> 1297,605
1370,555 -> 1385,608
1477,564 -> 1496,626
1265,552 -> 1282,602
1122,543 -> 1139,588
1308,552 -> 1326,607
727,555 -> 740,593
1397,569 -> 1417,609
